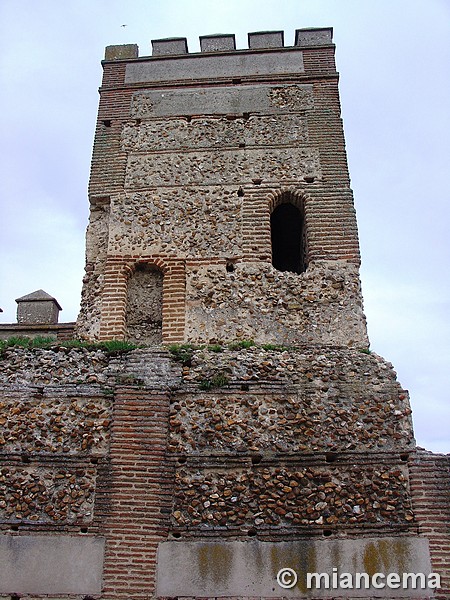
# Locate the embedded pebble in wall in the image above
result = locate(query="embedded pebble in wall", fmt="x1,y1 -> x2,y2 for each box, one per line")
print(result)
168,345 -> 414,454
3,26 -> 445,599
0,465 -> 96,524
185,262 -> 368,346
172,465 -> 413,530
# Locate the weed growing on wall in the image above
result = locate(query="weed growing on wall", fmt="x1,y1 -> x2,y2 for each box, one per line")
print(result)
0,337 -> 138,356
199,371 -> 230,390
168,344 -> 197,366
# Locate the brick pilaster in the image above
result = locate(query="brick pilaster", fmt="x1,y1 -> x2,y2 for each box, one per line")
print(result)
100,387 -> 172,599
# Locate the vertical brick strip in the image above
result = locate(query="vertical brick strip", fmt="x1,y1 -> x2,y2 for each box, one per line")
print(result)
162,260 -> 186,344
100,387 -> 172,599
89,63 -> 131,199
99,260 -> 129,341
241,188 -> 272,261
409,452 -> 450,599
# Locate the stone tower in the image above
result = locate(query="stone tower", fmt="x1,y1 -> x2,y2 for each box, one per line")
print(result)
77,28 -> 367,349
3,28 -> 448,600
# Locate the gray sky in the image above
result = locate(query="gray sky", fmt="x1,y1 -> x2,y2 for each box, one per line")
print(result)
1,0 -> 449,452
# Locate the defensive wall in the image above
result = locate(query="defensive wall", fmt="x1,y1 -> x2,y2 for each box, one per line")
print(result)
0,345 -> 448,598
0,27 -> 449,600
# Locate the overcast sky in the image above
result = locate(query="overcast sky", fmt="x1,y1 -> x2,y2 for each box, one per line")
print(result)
0,0 -> 449,453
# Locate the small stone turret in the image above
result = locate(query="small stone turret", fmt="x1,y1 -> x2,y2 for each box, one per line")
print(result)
16,289 -> 62,325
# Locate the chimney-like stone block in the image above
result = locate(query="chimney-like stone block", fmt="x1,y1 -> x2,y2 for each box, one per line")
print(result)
295,27 -> 333,47
16,290 -> 62,325
200,34 -> 236,53
151,38 -> 188,56
104,44 -> 139,60
248,30 -> 284,49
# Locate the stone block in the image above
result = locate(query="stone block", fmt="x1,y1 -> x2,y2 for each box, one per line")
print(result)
16,289 -> 61,325
104,44 -> 138,60
125,49 -> 304,84
200,34 -> 236,52
152,37 -> 188,56
129,84 -> 312,118
157,537 -> 433,598
295,27 -> 333,47
0,535 -> 105,594
124,147 -> 320,189
248,30 -> 284,49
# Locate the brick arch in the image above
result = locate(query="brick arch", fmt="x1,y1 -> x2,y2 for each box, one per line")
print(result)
132,257 -> 186,344
267,189 -> 309,273
98,259 -> 132,341
267,188 -> 307,214
126,256 -> 170,277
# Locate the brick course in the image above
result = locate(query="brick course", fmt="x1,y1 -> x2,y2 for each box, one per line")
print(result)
100,387 -> 172,598
0,347 -> 448,598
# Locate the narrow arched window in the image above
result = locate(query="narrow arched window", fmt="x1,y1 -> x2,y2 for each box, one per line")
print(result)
271,202 -> 305,274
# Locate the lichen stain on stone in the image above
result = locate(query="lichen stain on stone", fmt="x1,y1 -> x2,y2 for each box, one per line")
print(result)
392,539 -> 410,573
269,543 -> 316,593
196,543 -> 233,585
363,539 -> 410,576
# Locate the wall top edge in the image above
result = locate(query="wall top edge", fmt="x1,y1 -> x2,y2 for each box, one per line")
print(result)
104,28 -> 334,61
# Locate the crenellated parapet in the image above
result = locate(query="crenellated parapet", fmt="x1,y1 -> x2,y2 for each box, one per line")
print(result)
104,28 -> 333,61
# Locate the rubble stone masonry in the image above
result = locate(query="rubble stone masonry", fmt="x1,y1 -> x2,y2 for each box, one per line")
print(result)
0,345 -> 448,598
1,28 -> 448,600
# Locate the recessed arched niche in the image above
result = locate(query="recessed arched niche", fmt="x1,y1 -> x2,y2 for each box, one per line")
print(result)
125,263 -> 163,344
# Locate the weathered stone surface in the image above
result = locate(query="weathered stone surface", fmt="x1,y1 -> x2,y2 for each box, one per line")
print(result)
0,387 -> 111,454
0,346 -> 111,386
0,345 -> 444,597
0,534 -> 104,594
129,84 -> 314,118
108,187 -> 242,257
157,537 -> 432,598
125,49 -> 305,84
170,386 -> 412,455
40,26 -> 449,598
295,27 -> 333,47
151,37 -> 188,56
171,464 -> 413,531
200,34 -> 236,53
77,204 -> 110,340
125,265 -> 163,344
248,30 -> 284,49
185,262 -> 368,346
122,114 -> 309,152
77,43 -> 359,345
105,44 -> 138,60
124,147 -> 321,189
16,289 -> 61,325
0,346 -> 181,388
